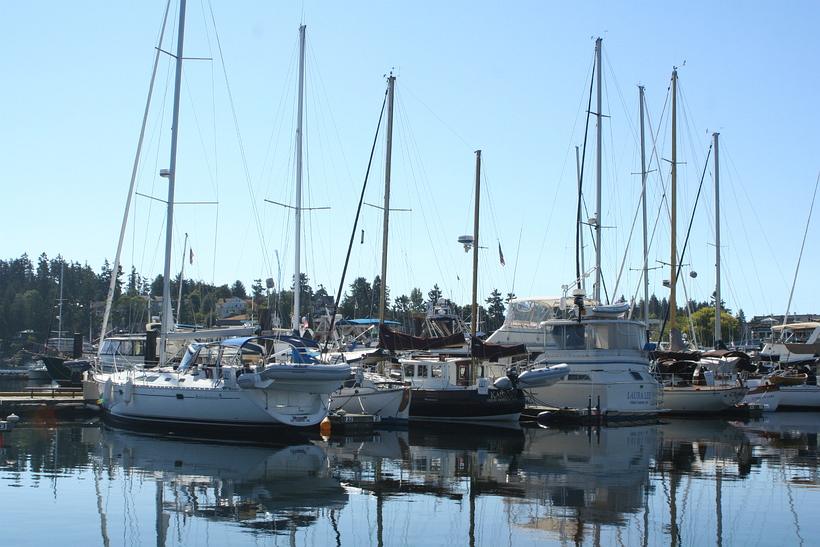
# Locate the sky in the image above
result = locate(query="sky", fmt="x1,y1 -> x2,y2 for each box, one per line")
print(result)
2,1 -> 819,321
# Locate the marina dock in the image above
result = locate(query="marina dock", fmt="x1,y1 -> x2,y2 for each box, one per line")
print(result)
0,388 -> 97,419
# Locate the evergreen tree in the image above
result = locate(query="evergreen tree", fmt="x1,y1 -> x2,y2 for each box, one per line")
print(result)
231,280 -> 247,299
428,284 -> 442,304
485,289 -> 506,332
409,288 -> 425,312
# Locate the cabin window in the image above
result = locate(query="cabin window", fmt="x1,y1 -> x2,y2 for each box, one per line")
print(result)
432,364 -> 443,378
404,364 -> 414,378
132,340 -> 144,356
546,325 -> 587,350
630,371 -> 643,380
417,364 -> 429,378
119,341 -> 133,355
586,323 -> 645,351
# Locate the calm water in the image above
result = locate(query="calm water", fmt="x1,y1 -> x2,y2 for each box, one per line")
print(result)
0,414 -> 818,546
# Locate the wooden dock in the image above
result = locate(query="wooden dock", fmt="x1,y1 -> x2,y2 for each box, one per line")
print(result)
0,388 -> 98,420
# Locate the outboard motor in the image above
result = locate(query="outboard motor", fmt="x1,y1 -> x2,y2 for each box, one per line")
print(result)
494,369 -> 519,391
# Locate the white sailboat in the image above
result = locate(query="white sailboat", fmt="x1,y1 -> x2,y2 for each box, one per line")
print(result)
654,81 -> 746,414
91,0 -> 350,433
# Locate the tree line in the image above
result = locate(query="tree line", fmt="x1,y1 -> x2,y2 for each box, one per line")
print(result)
0,253 -> 514,353
1,252 -> 747,356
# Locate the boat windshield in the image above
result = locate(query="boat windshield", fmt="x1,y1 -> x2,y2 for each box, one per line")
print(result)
100,339 -> 118,355
178,343 -> 209,371
544,321 -> 645,351
505,300 -> 557,327
100,338 -> 145,356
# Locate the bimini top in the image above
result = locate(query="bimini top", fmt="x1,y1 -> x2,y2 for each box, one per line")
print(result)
771,322 -> 820,332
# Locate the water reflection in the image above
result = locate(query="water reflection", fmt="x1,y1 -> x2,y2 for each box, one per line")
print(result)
93,427 -> 347,540
2,416 -> 820,545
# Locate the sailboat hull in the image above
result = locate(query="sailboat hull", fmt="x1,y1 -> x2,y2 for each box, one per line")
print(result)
97,370 -> 336,433
330,386 -> 411,422
661,385 -> 747,414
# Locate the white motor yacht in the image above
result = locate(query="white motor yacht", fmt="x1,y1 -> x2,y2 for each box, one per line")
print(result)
490,297 -> 661,417
759,322 -> 820,364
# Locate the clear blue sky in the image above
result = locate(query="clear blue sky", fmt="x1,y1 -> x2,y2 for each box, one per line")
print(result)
2,1 -> 818,320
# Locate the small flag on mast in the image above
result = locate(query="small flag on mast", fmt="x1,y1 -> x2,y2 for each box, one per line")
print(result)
498,242 -> 505,266
189,248 -> 194,265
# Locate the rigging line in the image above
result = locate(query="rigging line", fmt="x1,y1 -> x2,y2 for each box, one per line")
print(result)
480,164 -> 507,292
576,59 -> 596,294
720,142 -> 764,312
401,82 -> 472,151
257,37 -> 298,197
723,140 -> 782,307
781,172 -> 820,329
304,54 -> 342,291
306,39 -> 355,191
603,49 -> 639,145
395,91 -> 452,297
199,0 -> 220,288
481,160 -> 509,290
136,22 -> 174,290
658,143 -> 713,343
603,62 -> 622,286
612,177 -> 643,299
322,92 -> 387,353
205,0 -> 273,277
181,78 -> 218,194
643,87 -> 671,258
101,0 -> 172,347
511,224 -> 523,296
395,97 -> 448,298
529,51 -> 596,294
195,0 -> 218,197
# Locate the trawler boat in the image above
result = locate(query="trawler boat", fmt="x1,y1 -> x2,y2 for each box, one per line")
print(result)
91,336 -> 350,433
759,322 -> 820,364
398,354 -> 526,422
490,298 -> 662,417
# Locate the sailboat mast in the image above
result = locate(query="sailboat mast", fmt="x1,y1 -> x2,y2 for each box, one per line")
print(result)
159,0 -> 187,363
669,69 -> 678,339
58,261 -> 64,340
293,24 -> 306,333
175,232 -> 188,325
713,132 -> 722,347
378,75 -> 395,325
594,37 -> 603,303
575,145 -> 585,292
471,150 -> 482,337
639,86 -> 649,326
